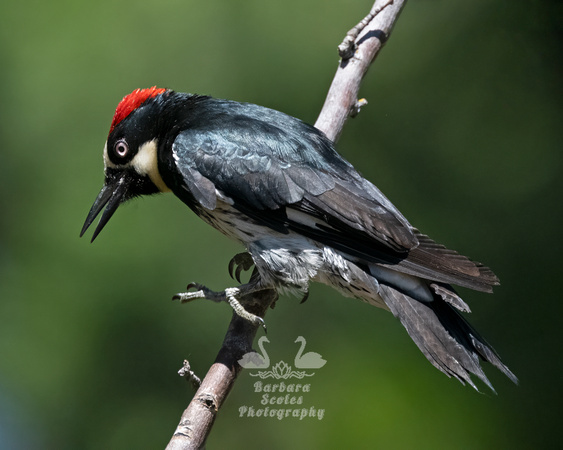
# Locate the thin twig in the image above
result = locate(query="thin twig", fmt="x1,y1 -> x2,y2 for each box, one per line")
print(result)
315,0 -> 407,142
166,290 -> 277,450
178,360 -> 202,391
338,0 -> 395,60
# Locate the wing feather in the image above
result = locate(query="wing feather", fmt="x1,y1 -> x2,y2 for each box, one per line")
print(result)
169,97 -> 497,291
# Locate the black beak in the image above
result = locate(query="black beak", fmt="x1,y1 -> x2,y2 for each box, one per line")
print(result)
80,170 -> 131,242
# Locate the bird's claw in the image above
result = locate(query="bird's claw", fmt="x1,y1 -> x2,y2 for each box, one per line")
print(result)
299,290 -> 310,304
173,283 -> 267,331
228,252 -> 255,283
172,282 -> 219,303
224,287 -> 266,331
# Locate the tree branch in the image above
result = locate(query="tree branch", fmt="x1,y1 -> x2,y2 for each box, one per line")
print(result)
166,289 -> 278,450
315,0 -> 407,142
166,1 -> 407,448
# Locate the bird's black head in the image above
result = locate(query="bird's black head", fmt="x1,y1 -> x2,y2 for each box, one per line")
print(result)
80,87 -> 173,242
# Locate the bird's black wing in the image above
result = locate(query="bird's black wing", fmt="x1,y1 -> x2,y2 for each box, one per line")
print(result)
289,190 -> 499,292
171,98 -> 417,252
170,98 -> 497,291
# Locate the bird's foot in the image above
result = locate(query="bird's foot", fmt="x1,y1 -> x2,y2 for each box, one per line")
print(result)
228,252 -> 255,283
173,282 -> 266,331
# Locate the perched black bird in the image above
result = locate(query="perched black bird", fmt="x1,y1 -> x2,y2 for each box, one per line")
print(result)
81,87 -> 517,391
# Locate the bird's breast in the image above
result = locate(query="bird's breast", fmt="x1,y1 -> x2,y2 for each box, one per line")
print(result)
194,200 -> 280,244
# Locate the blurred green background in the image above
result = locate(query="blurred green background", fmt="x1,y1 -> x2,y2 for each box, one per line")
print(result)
1,0 -> 561,448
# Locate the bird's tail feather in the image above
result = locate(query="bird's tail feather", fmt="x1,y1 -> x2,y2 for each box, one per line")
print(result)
378,283 -> 518,391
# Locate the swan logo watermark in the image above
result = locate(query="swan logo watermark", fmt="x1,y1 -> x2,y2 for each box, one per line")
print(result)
238,336 -> 326,421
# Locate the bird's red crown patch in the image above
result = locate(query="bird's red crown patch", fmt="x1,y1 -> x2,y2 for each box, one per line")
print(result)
109,86 -> 166,135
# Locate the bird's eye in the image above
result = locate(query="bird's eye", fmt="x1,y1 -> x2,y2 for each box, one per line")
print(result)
114,139 -> 129,158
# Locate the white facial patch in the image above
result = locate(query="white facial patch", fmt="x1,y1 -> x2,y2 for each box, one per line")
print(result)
131,140 -> 171,193
103,141 -> 114,170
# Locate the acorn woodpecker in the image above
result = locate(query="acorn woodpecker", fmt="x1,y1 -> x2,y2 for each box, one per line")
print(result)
81,87 -> 517,390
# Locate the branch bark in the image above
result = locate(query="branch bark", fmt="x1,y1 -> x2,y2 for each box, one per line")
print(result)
166,1 -> 407,448
166,289 -> 278,450
315,0 -> 407,142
